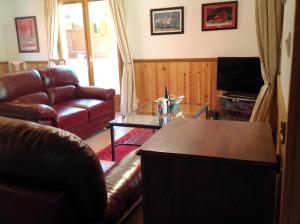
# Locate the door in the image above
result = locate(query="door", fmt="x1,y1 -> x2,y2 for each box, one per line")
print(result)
58,0 -> 120,93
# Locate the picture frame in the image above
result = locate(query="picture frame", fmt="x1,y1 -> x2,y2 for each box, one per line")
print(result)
150,7 -> 184,35
202,1 -> 238,31
15,16 -> 40,52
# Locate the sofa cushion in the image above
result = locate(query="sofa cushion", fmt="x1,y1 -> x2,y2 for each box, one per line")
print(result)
47,85 -> 76,105
38,66 -> 79,88
39,67 -> 79,105
66,99 -> 112,120
54,104 -> 88,130
12,92 -> 50,105
0,70 -> 44,102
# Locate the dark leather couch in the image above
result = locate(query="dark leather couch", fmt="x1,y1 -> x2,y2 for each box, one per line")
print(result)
0,116 -> 141,224
0,66 -> 115,138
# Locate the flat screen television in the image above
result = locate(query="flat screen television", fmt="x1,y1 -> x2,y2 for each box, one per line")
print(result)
217,57 -> 263,95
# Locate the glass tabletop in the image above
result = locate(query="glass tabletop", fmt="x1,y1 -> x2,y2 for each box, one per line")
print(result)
110,102 -> 209,129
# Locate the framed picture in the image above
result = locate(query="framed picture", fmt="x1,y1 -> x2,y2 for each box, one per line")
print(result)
150,7 -> 184,35
202,1 -> 238,31
15,16 -> 40,52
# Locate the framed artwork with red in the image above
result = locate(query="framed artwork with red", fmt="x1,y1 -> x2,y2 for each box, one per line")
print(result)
15,16 -> 40,52
150,7 -> 184,35
202,1 -> 238,31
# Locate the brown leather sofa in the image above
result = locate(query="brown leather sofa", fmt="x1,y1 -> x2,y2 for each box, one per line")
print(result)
0,116 -> 141,224
0,66 -> 115,139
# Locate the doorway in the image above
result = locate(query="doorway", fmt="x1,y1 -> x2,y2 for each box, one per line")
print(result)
58,0 -> 120,93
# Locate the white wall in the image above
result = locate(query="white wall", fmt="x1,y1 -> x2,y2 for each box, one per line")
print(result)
0,0 -> 48,61
280,0 -> 296,110
0,0 -> 258,61
0,0 -> 8,61
126,0 -> 259,59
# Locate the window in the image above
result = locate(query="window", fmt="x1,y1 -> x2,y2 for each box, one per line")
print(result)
58,0 -> 120,93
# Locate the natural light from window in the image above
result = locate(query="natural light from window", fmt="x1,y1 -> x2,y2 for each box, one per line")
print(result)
59,1 -> 120,93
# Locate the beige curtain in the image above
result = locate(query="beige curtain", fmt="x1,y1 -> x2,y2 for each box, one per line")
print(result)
250,0 -> 283,122
44,0 -> 59,61
109,0 -> 138,115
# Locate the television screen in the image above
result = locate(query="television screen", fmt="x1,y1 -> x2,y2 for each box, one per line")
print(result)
217,57 -> 263,95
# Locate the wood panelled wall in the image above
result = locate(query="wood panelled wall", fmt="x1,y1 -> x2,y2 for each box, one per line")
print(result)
0,61 -> 48,74
134,58 -> 218,109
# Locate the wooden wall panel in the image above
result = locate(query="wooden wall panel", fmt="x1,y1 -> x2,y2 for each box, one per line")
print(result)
0,61 -> 48,75
134,59 -> 218,110
0,62 -> 9,74
26,61 -> 48,70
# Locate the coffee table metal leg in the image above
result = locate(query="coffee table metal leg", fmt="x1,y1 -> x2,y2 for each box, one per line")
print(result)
110,125 -> 115,161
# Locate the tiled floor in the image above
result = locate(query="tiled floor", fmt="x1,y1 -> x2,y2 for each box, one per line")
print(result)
85,126 -> 133,153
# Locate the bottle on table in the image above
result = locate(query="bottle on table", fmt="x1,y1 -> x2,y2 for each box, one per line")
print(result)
164,86 -> 171,115
164,86 -> 169,100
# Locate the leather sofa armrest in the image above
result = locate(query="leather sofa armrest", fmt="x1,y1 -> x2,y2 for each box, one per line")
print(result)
77,86 -> 115,101
0,102 -> 57,120
103,150 -> 141,223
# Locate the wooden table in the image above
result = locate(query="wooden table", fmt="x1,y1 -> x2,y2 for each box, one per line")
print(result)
139,119 -> 277,224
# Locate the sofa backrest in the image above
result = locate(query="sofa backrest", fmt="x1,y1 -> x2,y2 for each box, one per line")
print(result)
39,66 -> 79,105
0,70 -> 50,105
0,116 -> 108,222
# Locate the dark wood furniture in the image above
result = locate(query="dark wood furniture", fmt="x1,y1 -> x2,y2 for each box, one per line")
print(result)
139,119 -> 277,224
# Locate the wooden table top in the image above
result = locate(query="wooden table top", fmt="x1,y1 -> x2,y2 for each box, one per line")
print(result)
139,119 -> 277,167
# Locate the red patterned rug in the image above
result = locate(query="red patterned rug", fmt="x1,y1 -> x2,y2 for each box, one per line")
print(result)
96,128 -> 155,162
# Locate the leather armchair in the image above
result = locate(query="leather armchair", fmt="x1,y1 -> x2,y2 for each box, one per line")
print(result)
0,116 -> 141,224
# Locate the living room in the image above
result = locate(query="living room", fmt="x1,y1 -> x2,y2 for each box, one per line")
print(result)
0,0 -> 299,223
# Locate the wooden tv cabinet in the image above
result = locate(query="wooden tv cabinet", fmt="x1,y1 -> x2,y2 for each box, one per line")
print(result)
139,119 -> 277,224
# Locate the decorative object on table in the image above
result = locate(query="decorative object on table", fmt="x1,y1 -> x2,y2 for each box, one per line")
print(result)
15,16 -> 39,52
155,97 -> 168,117
150,6 -> 184,35
154,95 -> 185,114
202,1 -> 238,31
169,95 -> 184,111
154,95 -> 185,126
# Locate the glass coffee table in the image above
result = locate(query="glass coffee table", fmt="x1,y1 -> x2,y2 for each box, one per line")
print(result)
109,102 -> 209,160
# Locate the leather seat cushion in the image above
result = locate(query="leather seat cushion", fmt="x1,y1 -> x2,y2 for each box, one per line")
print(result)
66,99 -> 112,120
103,150 -> 141,223
54,104 -> 88,129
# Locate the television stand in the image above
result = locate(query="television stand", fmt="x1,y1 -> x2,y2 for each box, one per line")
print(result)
224,91 -> 257,100
219,92 -> 257,121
